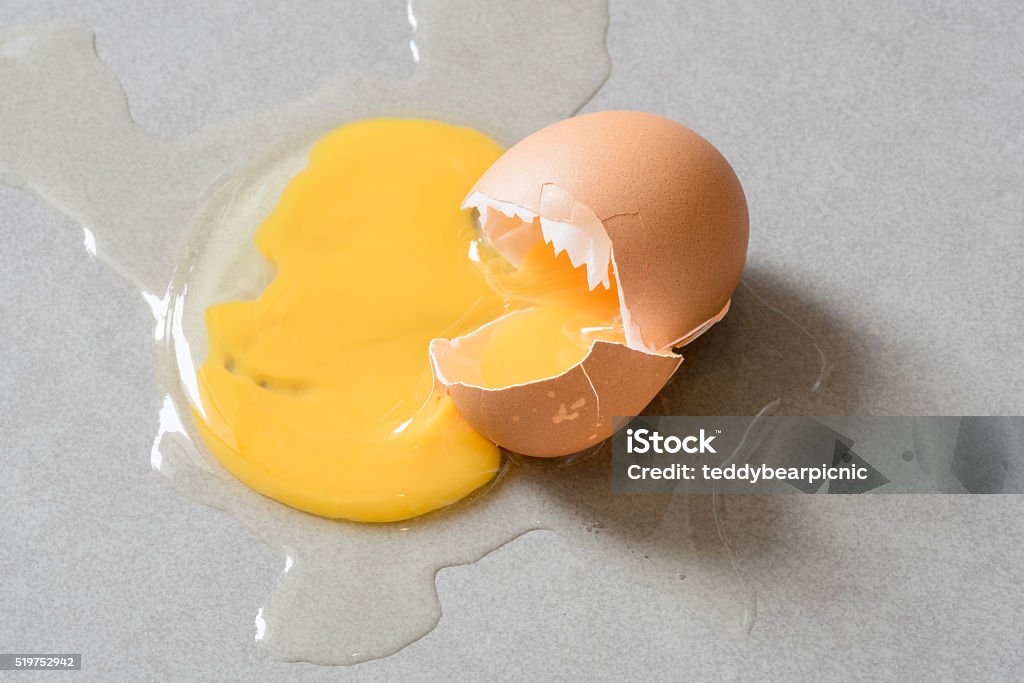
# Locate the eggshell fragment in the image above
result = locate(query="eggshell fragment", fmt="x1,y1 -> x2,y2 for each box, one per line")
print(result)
430,315 -> 682,457
464,110 -> 748,352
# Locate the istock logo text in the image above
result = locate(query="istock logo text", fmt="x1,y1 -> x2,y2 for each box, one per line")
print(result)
625,428 -> 717,455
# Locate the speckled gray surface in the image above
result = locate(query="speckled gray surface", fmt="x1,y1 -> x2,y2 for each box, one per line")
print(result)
1,1 -> 1023,680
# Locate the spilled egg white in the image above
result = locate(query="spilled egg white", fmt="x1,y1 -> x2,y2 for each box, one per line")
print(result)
430,110 -> 749,457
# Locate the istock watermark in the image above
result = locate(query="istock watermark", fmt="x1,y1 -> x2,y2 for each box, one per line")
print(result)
625,427 -> 718,455
611,416 -> 1023,494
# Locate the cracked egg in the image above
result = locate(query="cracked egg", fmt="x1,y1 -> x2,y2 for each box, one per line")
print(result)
432,110 -> 748,457
193,112 -> 747,522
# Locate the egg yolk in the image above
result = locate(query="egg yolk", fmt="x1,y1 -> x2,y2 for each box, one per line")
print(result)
474,242 -> 623,387
195,118 -> 622,522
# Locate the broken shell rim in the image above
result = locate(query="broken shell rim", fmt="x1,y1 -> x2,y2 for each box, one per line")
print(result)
428,315 -> 683,394
462,189 -> 734,356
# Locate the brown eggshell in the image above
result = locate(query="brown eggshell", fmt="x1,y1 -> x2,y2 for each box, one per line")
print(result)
430,331 -> 682,458
469,110 -> 749,351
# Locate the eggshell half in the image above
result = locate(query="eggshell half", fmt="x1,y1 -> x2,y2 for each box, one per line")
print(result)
430,311 -> 682,458
465,110 -> 748,352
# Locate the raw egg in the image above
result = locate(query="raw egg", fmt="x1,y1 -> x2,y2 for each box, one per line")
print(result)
194,111 -> 748,522
195,119 -> 508,522
434,110 -> 749,457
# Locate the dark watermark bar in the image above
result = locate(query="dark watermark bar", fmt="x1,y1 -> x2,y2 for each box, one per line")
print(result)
0,654 -> 81,670
611,416 -> 1023,494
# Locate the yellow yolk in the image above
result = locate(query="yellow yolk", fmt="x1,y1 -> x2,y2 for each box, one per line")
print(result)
195,118 -> 622,523
475,243 -> 623,387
